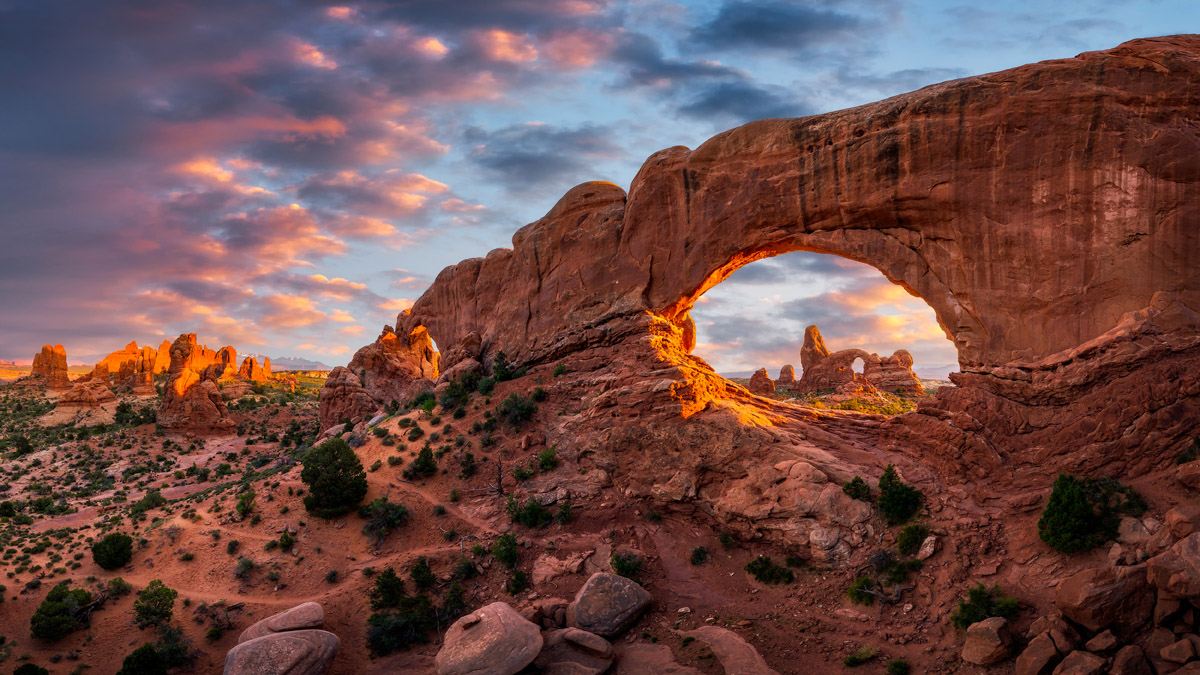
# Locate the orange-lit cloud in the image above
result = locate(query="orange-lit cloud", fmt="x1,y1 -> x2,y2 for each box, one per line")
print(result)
326,6 -> 355,20
475,30 -> 538,62
415,37 -> 450,58
292,39 -> 337,69
542,29 -> 615,68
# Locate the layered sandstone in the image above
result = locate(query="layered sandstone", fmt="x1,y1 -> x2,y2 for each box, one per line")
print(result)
317,325 -> 438,428
325,36 -> 1200,503
157,333 -> 235,433
42,381 -> 118,425
238,356 -> 270,382
28,344 -> 70,390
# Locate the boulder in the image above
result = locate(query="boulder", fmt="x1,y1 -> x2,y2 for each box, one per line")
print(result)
1051,650 -> 1106,675
567,573 -> 652,638
1178,460 -> 1200,490
532,628 -> 614,675
1167,505 -> 1200,538
1161,638 -> 1196,664
1148,533 -> 1200,600
613,643 -> 702,674
777,365 -> 796,387
1084,630 -> 1119,652
1015,632 -> 1062,675
238,602 -> 324,644
435,602 -> 543,675
962,617 -> 1012,665
1111,645 -> 1152,675
917,535 -> 939,561
1054,564 -> 1153,633
680,626 -> 778,675
223,629 -> 339,675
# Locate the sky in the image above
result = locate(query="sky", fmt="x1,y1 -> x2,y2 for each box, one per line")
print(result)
1,1 -> 1196,374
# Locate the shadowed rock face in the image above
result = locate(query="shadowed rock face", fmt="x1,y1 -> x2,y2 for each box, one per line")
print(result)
328,36 -> 1200,483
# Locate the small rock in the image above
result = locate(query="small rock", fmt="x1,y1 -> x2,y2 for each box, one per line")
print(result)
916,535 -> 939,561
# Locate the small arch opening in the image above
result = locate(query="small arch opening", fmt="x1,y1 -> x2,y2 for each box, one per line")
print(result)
688,250 -> 958,413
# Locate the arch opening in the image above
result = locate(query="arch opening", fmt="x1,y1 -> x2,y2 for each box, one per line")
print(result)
687,250 -> 957,411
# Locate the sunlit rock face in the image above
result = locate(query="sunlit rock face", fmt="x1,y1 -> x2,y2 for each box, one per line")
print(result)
317,325 -> 438,429
327,37 -> 1200,491
29,344 -> 70,390
157,333 -> 235,433
791,326 -> 923,396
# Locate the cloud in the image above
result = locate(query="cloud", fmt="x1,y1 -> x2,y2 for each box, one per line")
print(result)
464,122 -> 623,191
689,1 -> 865,52
677,80 -> 808,123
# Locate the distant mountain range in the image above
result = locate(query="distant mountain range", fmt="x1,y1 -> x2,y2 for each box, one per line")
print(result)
243,354 -> 333,371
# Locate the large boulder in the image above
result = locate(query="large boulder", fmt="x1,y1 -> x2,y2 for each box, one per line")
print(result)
532,628 -> 614,675
1148,532 -> 1200,600
962,617 -> 1013,666
435,602 -> 543,675
1054,564 -> 1153,633
1111,645 -> 1152,675
238,602 -> 324,643
1051,650 -> 1106,675
223,629 -> 339,675
567,573 -> 652,638
1014,632 -> 1062,675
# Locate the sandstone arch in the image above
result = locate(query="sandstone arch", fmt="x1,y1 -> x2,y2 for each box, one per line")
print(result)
331,36 -> 1200,477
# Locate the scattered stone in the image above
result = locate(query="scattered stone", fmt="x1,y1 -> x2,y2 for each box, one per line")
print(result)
917,535 -> 939,561
435,602 -> 543,675
1148,533 -> 1200,601
1084,630 -> 1119,652
223,629 -> 339,675
567,573 -> 652,638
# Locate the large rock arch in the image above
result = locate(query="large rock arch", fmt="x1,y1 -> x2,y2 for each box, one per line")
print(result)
326,36 -> 1200,483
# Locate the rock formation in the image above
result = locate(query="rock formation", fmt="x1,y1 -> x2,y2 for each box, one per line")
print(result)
747,368 -> 775,396
317,325 -> 438,428
216,346 -> 238,378
85,340 -> 172,391
41,381 -> 118,425
238,602 -> 325,644
793,326 -> 923,396
157,333 -> 236,433
566,573 -> 652,638
777,364 -> 796,387
223,630 -> 338,675
28,344 -> 70,390
238,356 -> 270,382
323,37 -> 1200,549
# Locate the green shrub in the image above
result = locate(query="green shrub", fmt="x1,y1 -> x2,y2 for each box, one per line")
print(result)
325,570 -> 338,583
506,497 -> 552,528
896,524 -> 928,556
537,446 -> 558,472
1038,474 -> 1144,553
367,595 -> 436,655
842,476 -> 870,501
226,540 -> 240,555
886,659 -> 911,675
744,556 -> 793,584
359,498 -> 409,546
555,503 -> 572,524
718,530 -> 734,549
847,576 -> 875,605
506,569 -> 529,595
403,444 -> 437,480
610,553 -> 643,580
116,643 -> 166,675
950,584 -> 1019,629
300,438 -> 368,518
14,665 -> 50,675
842,646 -> 879,667
370,567 -> 407,610
129,490 -> 166,517
459,452 -> 476,478
689,547 -> 709,565
92,532 -> 134,570
492,351 -> 513,381
492,534 -> 519,569
279,530 -> 296,552
410,557 -> 435,591
107,577 -> 133,596
1177,437 -> 1200,464
553,363 -> 566,377
235,489 -> 255,519
30,582 -> 93,641
877,465 -> 922,525
497,393 -> 537,429
133,579 -> 177,629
